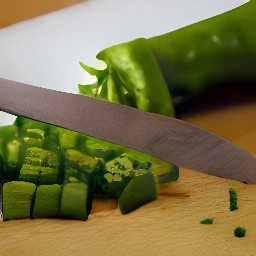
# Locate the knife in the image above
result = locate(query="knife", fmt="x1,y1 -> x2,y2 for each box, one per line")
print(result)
0,77 -> 256,184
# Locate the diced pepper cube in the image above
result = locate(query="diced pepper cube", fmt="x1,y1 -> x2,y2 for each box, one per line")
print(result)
3,181 -> 36,220
19,164 -> 59,184
60,182 -> 88,220
33,184 -> 61,218
118,170 -> 157,214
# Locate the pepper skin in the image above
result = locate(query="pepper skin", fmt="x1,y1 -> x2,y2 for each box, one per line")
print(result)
80,1 -> 256,117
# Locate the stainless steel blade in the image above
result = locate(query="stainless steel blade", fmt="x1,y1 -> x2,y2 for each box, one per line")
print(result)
1,77 -> 256,183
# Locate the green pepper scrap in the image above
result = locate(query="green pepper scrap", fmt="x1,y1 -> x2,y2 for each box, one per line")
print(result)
200,218 -> 214,225
229,187 -> 238,211
234,226 -> 246,238
79,0 -> 256,117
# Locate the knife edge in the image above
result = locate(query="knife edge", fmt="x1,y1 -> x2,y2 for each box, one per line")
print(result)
0,77 -> 256,183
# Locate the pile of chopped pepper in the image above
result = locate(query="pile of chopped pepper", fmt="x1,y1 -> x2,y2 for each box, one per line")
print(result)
0,117 -> 178,220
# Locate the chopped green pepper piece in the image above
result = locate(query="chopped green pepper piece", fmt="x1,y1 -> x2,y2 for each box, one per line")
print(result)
19,147 -> 59,184
19,164 -> 59,185
102,155 -> 134,199
0,125 -> 22,181
85,137 -> 119,161
157,164 -> 179,183
59,182 -> 89,220
0,125 -> 18,158
85,136 -> 179,183
33,184 -> 61,218
118,169 -> 157,214
234,226 -> 246,238
3,181 -> 36,220
200,218 -> 214,225
121,148 -> 179,183
5,138 -> 25,181
6,139 -> 25,168
229,188 -> 238,211
53,127 -> 85,149
64,149 -> 104,182
24,147 -> 59,168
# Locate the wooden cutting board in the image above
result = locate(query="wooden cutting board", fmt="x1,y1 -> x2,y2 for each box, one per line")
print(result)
0,0 -> 83,28
0,101 -> 256,256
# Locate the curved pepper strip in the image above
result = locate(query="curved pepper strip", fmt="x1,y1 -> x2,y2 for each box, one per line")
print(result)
79,0 -> 256,117
79,38 -> 175,117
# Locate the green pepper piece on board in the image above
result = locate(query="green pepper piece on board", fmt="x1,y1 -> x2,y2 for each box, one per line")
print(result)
6,139 -> 25,168
5,139 -> 25,180
84,136 -> 179,183
63,149 -> 104,214
0,125 -> 19,163
32,184 -> 61,218
59,182 -> 89,221
102,155 -> 134,199
64,149 -> 104,183
0,125 -> 25,181
84,137 -> 119,161
19,147 -> 59,184
118,169 -> 157,214
3,181 -> 36,220
118,148 -> 179,183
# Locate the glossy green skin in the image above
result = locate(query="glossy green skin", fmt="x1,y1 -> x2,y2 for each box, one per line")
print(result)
80,1 -> 256,116
148,0 -> 256,96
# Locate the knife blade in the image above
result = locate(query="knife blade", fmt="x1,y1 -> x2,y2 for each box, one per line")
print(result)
0,77 -> 256,184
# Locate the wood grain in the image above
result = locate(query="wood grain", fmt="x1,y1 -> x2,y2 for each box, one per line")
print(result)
0,102 -> 256,256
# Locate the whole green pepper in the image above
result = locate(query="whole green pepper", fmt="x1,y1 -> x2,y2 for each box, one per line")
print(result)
79,1 -> 256,117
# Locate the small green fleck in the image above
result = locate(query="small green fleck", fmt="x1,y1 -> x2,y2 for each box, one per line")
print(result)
229,188 -> 238,211
26,128 -> 45,139
200,218 -> 214,224
234,226 -> 246,238
113,173 -> 122,181
104,173 -> 114,183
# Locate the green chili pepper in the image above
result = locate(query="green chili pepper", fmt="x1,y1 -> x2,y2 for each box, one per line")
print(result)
80,1 -> 256,116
